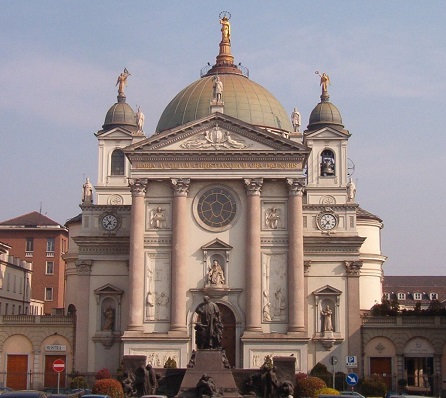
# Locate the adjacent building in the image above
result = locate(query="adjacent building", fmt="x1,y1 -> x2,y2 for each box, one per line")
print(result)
0,212 -> 69,315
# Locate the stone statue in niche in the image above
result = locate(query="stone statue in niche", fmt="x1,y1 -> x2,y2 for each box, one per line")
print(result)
265,207 -> 281,229
103,304 -> 115,331
321,304 -> 333,332
208,259 -> 225,286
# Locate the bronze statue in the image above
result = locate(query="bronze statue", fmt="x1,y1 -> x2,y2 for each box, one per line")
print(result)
196,373 -> 219,398
195,296 -> 223,349
316,71 -> 330,94
116,68 -> 130,96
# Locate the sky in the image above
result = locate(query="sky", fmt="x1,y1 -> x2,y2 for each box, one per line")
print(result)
0,1 -> 445,276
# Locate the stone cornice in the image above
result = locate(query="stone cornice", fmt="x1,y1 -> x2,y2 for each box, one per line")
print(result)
303,236 -> 366,253
303,204 -> 359,212
80,205 -> 131,212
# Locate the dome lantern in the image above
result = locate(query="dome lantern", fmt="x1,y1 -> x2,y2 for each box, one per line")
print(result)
156,14 -> 292,133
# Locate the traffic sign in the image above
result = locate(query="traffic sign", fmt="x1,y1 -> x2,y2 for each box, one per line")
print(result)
346,355 -> 357,367
346,373 -> 359,386
53,359 -> 65,373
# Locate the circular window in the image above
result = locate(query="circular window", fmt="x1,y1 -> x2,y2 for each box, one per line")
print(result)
196,186 -> 238,230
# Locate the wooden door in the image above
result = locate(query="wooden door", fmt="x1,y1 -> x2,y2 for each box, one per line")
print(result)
44,355 -> 66,388
7,355 -> 28,390
370,357 -> 392,389
218,304 -> 236,367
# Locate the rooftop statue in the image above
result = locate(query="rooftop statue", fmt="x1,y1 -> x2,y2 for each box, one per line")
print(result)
316,71 -> 330,95
219,13 -> 231,43
116,68 -> 131,96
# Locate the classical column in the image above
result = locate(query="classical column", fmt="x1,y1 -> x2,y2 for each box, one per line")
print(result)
127,178 -> 147,331
170,178 -> 190,333
286,178 -> 306,333
345,261 -> 362,357
244,178 -> 263,333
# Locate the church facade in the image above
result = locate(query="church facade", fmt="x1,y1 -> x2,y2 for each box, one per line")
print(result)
64,17 -> 385,374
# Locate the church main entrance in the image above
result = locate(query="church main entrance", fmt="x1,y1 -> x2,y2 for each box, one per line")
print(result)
217,304 -> 236,367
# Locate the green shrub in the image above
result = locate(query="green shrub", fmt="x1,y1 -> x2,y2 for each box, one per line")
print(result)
360,374 -> 387,397
69,376 -> 88,390
92,378 -> 124,398
310,363 -> 333,388
295,376 -> 327,398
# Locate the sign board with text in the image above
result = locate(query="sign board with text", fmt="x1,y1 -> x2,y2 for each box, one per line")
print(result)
346,356 -> 357,367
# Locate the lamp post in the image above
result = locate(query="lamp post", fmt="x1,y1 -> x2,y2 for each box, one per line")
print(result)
331,356 -> 338,388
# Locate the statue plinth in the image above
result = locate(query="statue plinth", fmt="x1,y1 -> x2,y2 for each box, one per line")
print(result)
202,285 -> 230,298
177,350 -> 240,398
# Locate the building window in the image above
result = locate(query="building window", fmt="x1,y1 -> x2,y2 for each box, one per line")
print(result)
13,275 -> 16,293
397,292 -> 405,300
6,273 -> 10,291
45,287 -> 53,301
25,237 -> 34,256
46,238 -> 55,256
430,293 -> 438,300
111,149 -> 125,175
383,293 -> 390,300
46,261 -> 55,275
414,292 -> 422,300
5,303 -> 8,315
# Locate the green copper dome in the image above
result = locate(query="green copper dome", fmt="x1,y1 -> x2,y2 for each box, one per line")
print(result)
156,74 -> 292,133
103,95 -> 137,131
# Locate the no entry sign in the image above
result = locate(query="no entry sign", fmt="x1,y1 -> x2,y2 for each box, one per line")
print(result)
53,359 -> 65,373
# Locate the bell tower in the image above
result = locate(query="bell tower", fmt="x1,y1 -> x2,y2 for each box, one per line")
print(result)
303,73 -> 352,206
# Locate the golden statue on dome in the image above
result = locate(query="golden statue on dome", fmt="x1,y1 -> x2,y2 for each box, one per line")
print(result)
316,71 -> 330,95
219,11 -> 231,43
116,68 -> 130,96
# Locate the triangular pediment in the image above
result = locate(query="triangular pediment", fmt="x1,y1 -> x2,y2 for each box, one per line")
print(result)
125,113 -> 309,154
96,126 -> 136,140
313,285 -> 342,296
201,238 -> 233,251
304,126 -> 351,140
94,283 -> 124,296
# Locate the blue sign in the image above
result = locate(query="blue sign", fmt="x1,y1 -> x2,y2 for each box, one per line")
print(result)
346,373 -> 359,386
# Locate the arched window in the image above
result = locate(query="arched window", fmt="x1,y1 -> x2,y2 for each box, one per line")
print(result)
320,149 -> 335,176
111,149 -> 125,175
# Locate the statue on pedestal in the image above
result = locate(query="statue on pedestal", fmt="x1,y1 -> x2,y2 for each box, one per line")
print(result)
195,296 -> 223,349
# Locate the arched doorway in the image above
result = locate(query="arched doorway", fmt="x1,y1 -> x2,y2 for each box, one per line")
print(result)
217,303 -> 236,367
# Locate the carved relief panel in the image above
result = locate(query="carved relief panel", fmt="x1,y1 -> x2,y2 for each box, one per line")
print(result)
261,252 -> 287,322
146,203 -> 171,230
261,202 -> 287,230
145,253 -> 171,321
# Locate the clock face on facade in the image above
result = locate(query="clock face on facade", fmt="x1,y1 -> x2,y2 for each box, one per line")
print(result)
101,214 -> 119,231
197,187 -> 237,229
318,213 -> 337,230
